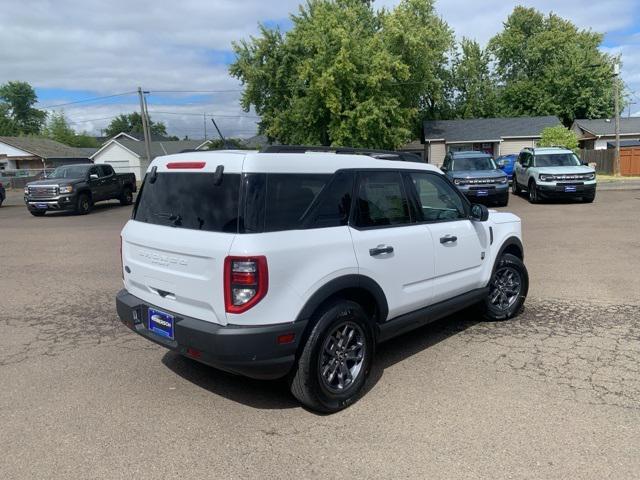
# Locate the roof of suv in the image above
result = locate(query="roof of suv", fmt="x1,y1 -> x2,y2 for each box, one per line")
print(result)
148,150 -> 441,175
448,151 -> 493,158
524,147 -> 574,155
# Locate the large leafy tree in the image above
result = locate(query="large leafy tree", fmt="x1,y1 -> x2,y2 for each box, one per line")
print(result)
488,6 -> 618,125
230,0 -> 453,148
0,81 -> 47,135
539,125 -> 579,152
450,38 -> 497,118
43,111 -> 98,148
104,112 -> 168,138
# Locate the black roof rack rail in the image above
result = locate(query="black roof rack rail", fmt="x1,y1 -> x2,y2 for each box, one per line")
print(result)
259,145 -> 425,163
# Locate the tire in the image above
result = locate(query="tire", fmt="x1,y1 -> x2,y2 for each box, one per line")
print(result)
289,299 -> 374,413
76,193 -> 92,215
528,180 -> 539,204
496,194 -> 509,207
482,253 -> 529,321
582,192 -> 595,203
120,187 -> 133,206
30,210 -> 45,217
512,178 -> 521,195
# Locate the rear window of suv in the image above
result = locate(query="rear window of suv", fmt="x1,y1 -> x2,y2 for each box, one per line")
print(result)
134,172 -> 241,233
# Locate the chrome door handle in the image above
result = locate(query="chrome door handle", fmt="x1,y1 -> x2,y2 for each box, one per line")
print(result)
440,235 -> 458,244
369,245 -> 394,256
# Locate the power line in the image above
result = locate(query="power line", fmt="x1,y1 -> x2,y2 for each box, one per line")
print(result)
147,110 -> 259,119
39,91 -> 137,109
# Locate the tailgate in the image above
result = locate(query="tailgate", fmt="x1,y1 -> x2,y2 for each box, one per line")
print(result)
122,221 -> 234,325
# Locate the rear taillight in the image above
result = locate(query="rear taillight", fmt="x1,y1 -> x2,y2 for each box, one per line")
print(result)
224,256 -> 268,314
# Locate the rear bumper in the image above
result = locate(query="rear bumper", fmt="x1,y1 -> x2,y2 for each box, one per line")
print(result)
116,289 -> 306,380
537,183 -> 596,198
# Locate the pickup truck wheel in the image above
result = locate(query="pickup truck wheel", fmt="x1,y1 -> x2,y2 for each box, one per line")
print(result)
30,210 -> 45,216
76,193 -> 92,215
528,180 -> 539,204
482,253 -> 528,321
512,179 -> 521,195
120,187 -> 133,206
289,299 -> 374,413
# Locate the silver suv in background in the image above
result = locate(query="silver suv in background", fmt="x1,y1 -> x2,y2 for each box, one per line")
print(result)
512,147 -> 596,203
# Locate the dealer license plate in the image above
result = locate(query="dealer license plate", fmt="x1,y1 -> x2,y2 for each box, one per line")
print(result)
148,308 -> 174,339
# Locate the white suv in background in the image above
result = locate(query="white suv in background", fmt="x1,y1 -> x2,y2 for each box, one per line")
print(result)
117,148 -> 529,412
512,147 -> 597,203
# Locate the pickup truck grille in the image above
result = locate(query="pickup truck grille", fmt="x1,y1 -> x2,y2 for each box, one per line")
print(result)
28,185 -> 58,198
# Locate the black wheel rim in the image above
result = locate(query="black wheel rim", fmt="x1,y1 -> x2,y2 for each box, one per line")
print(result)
489,266 -> 522,311
82,198 -> 89,212
318,321 -> 366,393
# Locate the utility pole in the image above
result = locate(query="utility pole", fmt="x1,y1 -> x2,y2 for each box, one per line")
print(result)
138,87 -> 153,171
613,62 -> 621,176
210,117 -> 227,148
203,113 -> 207,140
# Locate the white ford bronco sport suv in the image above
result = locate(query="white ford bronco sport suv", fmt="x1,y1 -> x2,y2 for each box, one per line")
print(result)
117,147 -> 529,412
512,147 -> 596,203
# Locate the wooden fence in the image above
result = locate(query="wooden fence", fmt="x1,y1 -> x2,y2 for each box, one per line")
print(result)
579,149 -> 615,174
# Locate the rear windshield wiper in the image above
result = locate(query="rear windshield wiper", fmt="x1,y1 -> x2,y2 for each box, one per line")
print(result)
153,212 -> 182,226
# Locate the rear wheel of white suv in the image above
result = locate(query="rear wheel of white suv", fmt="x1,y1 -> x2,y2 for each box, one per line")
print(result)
289,299 -> 374,413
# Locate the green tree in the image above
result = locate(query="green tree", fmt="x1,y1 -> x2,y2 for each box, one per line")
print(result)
538,125 -> 579,152
206,138 -> 246,149
488,6 -> 618,125
43,111 -> 98,148
450,38 -> 497,118
0,81 -> 47,135
230,0 -> 453,148
104,112 -> 168,138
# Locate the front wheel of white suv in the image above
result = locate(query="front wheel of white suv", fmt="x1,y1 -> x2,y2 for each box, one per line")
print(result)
482,253 -> 529,321
289,299 -> 374,413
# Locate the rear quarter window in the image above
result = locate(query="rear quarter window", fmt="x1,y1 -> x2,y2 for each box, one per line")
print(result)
133,172 -> 241,232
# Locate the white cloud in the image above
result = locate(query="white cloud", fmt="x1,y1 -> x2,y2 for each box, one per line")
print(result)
1,0 -> 638,138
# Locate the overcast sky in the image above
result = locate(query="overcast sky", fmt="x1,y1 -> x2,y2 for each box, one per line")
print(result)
2,0 -> 639,139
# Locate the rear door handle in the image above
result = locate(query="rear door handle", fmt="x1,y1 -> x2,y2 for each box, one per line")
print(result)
369,245 -> 394,256
440,235 -> 457,244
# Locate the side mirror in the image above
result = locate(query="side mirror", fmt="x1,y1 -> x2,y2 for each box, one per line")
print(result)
497,160 -> 505,167
470,203 -> 489,222
89,174 -> 99,180
581,161 -> 589,166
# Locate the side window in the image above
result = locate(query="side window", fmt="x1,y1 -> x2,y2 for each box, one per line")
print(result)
305,171 -> 354,229
354,171 -> 410,228
406,172 -> 466,222
99,165 -> 114,177
88,167 -> 98,178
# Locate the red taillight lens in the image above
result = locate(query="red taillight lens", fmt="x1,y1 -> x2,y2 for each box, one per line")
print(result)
224,256 -> 268,314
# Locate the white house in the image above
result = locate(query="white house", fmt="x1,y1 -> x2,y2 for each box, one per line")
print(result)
91,138 -> 210,180
0,136 -> 93,170
571,118 -> 640,150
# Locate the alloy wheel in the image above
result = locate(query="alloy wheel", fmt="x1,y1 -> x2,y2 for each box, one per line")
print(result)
489,266 -> 522,311
319,321 -> 366,393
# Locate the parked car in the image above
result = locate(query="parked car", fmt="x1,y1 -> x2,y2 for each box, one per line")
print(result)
24,164 -> 136,216
0,181 -> 5,207
116,149 -> 529,413
440,151 -> 509,207
512,147 -> 596,203
496,154 -> 517,181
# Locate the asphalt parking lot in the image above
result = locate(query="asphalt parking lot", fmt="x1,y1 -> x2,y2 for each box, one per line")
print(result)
1,189 -> 639,479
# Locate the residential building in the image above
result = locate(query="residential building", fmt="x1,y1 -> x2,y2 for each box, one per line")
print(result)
90,138 -> 210,180
571,117 -> 640,150
418,116 -> 561,165
0,136 -> 93,170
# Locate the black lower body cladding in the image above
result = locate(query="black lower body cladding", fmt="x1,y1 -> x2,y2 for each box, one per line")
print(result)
116,289 -> 307,380
537,184 -> 596,199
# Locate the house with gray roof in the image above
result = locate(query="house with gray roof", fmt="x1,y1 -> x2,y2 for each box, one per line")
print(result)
571,117 -> 640,150
0,136 -> 93,170
417,115 -> 561,165
90,138 -> 211,180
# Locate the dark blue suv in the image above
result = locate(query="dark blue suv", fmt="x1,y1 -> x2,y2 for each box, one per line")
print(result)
441,151 -> 509,207
496,154 -> 517,181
